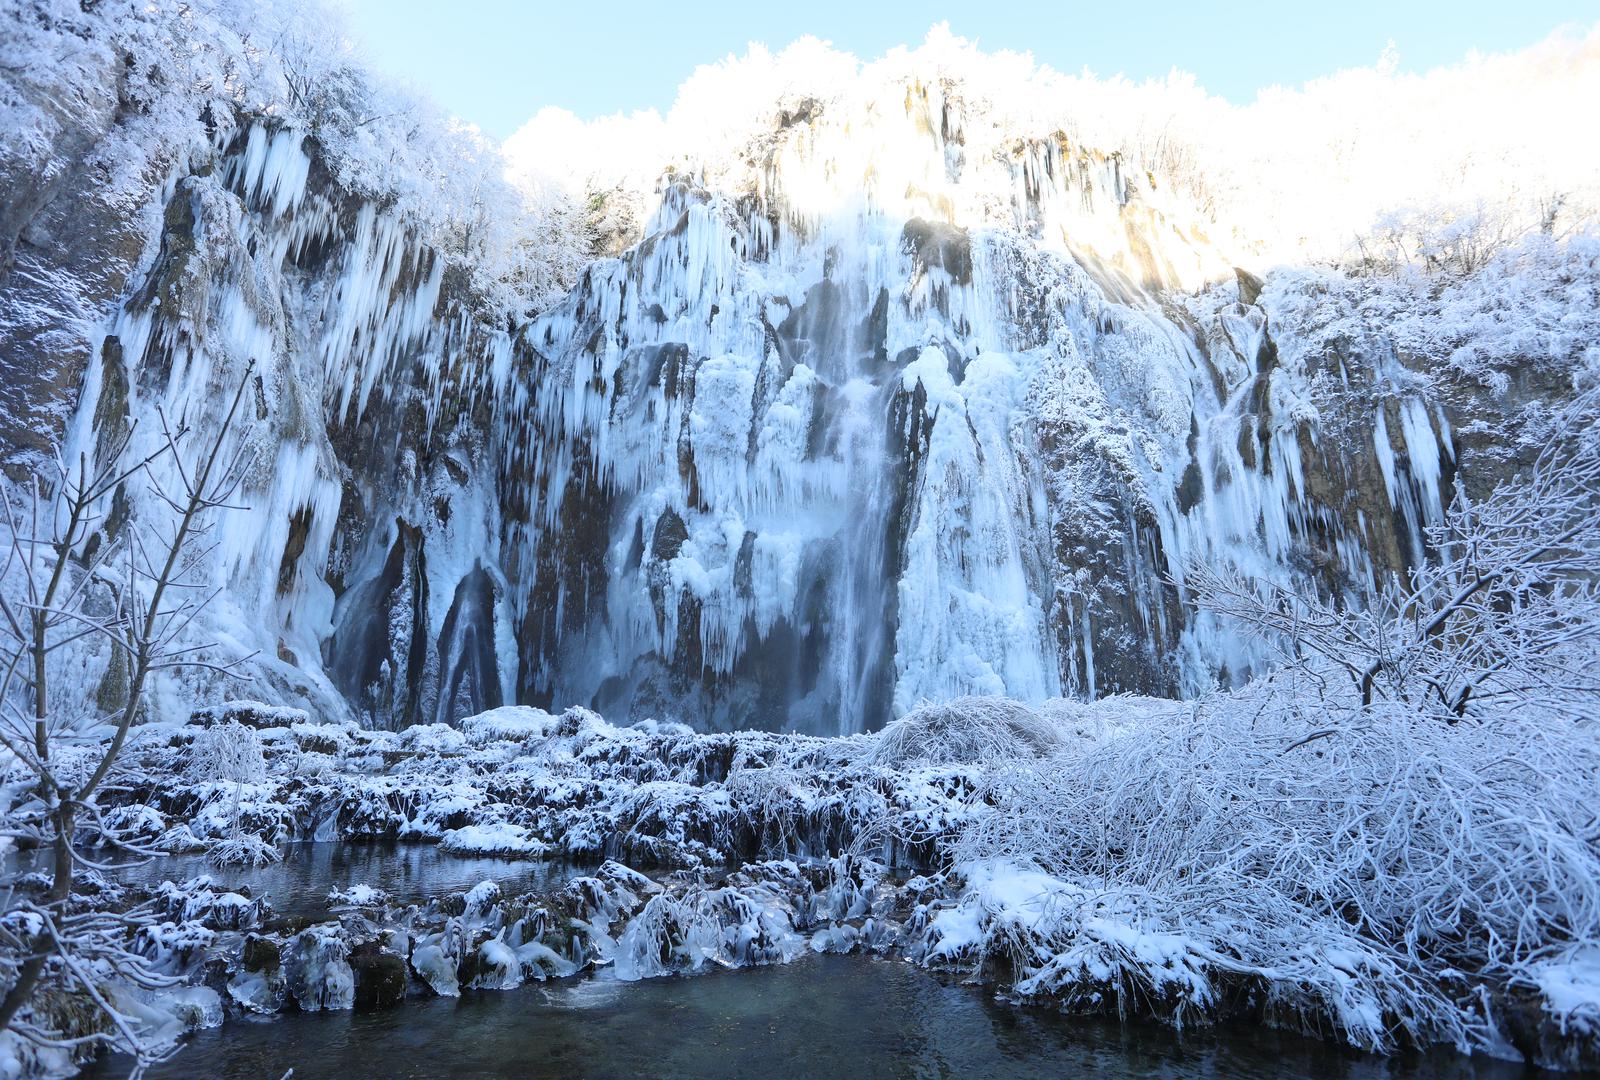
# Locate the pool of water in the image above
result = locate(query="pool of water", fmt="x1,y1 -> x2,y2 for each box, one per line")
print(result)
87,954 -> 1528,1080
6,843 -> 580,924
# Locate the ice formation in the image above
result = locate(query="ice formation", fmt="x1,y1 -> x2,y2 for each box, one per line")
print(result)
4,9 -> 1598,736
36,20 -> 1600,740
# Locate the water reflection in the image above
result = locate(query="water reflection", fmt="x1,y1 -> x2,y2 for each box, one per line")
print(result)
88,954 -> 1532,1079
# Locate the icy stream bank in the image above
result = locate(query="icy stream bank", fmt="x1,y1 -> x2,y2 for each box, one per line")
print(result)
4,696 -> 1595,1076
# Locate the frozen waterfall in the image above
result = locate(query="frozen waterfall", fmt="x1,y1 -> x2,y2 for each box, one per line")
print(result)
50,88 -> 1455,736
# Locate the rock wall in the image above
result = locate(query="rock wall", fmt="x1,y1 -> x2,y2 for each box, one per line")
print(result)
4,77 -> 1561,735
498,89 -> 1475,733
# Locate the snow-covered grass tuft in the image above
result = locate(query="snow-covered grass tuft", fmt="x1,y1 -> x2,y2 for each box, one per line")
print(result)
869,696 -> 1065,767
186,722 -> 267,785
206,835 -> 282,869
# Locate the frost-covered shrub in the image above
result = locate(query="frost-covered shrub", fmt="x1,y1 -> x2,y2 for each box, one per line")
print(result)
951,675 -> 1600,1052
206,835 -> 282,869
185,722 -> 283,866
722,763 -> 808,853
186,722 -> 267,786
870,696 -> 1064,767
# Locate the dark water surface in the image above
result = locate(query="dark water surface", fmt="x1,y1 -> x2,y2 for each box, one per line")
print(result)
88,953 -> 1532,1080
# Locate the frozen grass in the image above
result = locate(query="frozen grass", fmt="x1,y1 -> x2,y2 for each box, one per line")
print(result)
206,835 -> 282,869
186,723 -> 267,786
949,673 -> 1600,1052
869,696 -> 1065,768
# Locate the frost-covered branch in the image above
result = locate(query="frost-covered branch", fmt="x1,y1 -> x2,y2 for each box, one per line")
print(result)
1190,388 -> 1600,722
0,367 -> 256,1064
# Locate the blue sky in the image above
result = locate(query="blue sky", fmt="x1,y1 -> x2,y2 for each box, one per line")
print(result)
336,0 -> 1599,140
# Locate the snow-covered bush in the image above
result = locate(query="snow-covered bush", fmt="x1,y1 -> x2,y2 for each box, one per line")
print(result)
186,723 -> 281,868
870,696 -> 1064,767
204,835 -> 282,870
956,673 -> 1600,1051
186,723 -> 267,787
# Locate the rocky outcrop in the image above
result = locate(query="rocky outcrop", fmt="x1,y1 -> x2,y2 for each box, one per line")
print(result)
0,18 -> 166,474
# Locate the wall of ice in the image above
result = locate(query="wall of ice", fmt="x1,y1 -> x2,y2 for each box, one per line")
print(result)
54,87 -> 1459,736
499,83 -> 1457,732
58,121 -> 523,729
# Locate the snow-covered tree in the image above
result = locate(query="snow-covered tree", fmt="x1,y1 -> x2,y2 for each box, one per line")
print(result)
0,375 -> 253,1067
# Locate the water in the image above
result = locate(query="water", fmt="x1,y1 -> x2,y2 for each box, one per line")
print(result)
88,954 -> 1527,1080
7,843 -> 580,925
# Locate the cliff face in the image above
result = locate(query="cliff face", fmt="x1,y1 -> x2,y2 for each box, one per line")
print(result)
499,88 -> 1477,733
3,63 -> 1577,735
0,14 -> 155,472
3,98 -> 525,727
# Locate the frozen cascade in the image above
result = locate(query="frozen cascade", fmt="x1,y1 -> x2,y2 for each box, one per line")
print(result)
54,118 -> 521,730
498,83 -> 1456,732
45,85 -> 1462,735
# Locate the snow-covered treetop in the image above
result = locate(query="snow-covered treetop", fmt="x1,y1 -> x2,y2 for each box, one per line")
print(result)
1,0 -> 586,317
7,3 -> 1596,317
504,22 -> 1600,272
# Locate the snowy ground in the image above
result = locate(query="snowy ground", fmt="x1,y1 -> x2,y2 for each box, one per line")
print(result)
3,693 -> 1596,1076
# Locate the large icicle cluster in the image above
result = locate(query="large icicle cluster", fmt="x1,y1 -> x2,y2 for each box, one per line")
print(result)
44,116 -> 525,732
500,74 -> 1473,731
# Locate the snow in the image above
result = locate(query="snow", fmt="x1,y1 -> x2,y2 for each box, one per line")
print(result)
441,823 -> 549,859
4,4 -> 1600,1073
1537,949 -> 1600,1033
328,884 -> 388,908
461,706 -> 560,745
